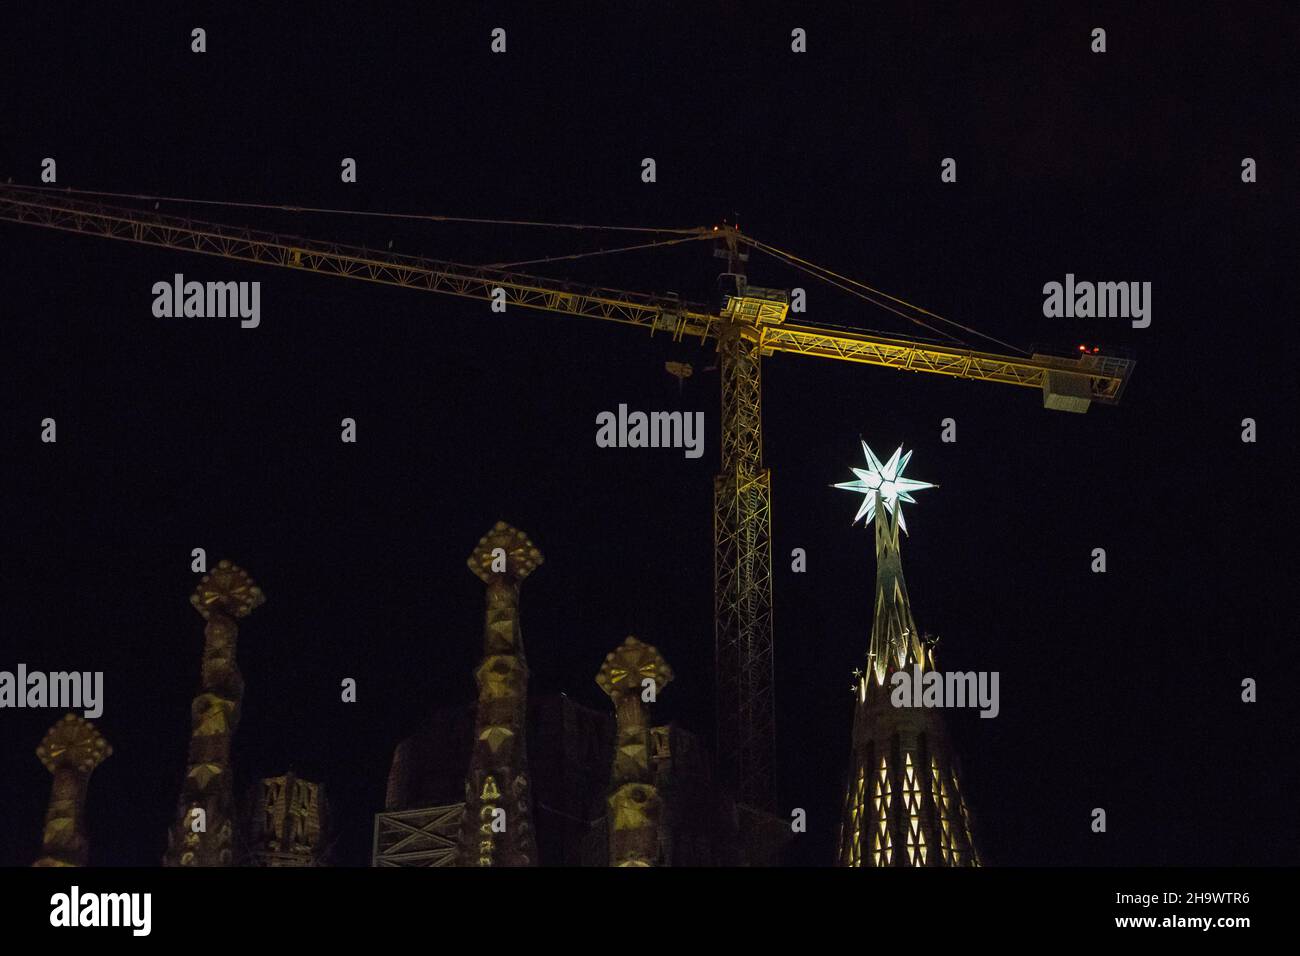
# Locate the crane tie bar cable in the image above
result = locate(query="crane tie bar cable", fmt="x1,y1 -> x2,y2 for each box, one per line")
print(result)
479,234 -> 711,269
0,183 -> 710,236
0,182 -> 1030,357
743,235 -> 1031,357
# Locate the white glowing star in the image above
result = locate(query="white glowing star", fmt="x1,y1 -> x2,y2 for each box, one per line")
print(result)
833,441 -> 935,533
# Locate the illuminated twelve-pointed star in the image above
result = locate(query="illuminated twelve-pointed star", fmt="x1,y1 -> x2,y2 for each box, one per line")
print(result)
833,441 -> 935,533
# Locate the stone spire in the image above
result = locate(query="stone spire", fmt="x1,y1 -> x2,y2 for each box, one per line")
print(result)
866,492 -> 928,688
457,521 -> 542,866
33,713 -> 111,867
596,636 -> 673,866
165,559 -> 264,867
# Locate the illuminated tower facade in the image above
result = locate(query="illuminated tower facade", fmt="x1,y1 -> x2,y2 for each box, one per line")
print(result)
457,521 -> 543,866
834,444 -> 979,867
165,559 -> 265,867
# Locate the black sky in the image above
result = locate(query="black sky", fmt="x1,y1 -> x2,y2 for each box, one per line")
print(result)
0,4 -> 1296,867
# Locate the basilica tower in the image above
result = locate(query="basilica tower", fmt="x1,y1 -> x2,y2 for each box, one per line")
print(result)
834,443 -> 980,867
164,559 -> 264,867
457,521 -> 543,866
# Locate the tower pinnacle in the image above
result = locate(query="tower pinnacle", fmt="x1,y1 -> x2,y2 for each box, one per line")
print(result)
458,521 -> 542,866
33,714 -> 111,867
833,444 -> 979,867
165,559 -> 264,867
596,636 -> 674,866
834,442 -> 935,687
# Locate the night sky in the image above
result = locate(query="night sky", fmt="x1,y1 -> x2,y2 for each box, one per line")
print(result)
1,5 -> 1295,867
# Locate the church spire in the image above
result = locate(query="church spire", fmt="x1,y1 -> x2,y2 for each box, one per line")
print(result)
834,442 -> 934,687
834,443 -> 979,867
33,714 -> 111,867
596,636 -> 674,866
165,559 -> 264,867
867,491 -> 926,685
458,521 -> 543,866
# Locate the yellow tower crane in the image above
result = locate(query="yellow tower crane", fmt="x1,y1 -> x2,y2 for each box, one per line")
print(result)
0,185 -> 1133,811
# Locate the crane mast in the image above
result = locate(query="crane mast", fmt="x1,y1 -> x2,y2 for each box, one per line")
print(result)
0,185 -> 1133,810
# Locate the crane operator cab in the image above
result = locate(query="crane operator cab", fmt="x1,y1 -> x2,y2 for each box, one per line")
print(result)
715,273 -> 790,326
